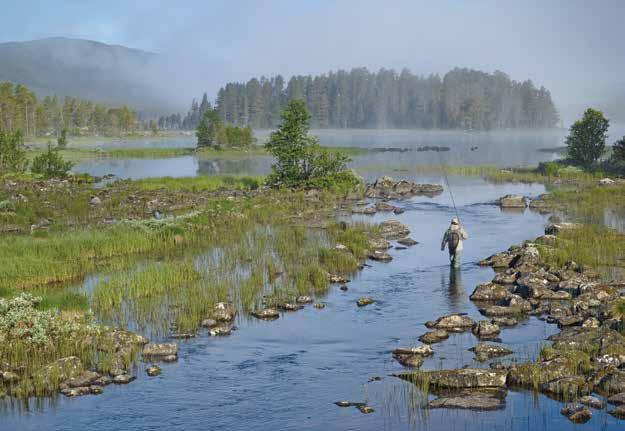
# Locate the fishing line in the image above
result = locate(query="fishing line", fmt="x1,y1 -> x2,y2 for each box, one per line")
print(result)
436,149 -> 460,221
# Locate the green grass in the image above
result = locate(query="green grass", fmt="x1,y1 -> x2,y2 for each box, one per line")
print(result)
132,175 -> 263,192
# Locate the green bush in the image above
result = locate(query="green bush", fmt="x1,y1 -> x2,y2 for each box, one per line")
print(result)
537,161 -> 562,176
31,142 -> 74,178
566,108 -> 609,169
57,128 -> 68,149
265,100 -> 356,189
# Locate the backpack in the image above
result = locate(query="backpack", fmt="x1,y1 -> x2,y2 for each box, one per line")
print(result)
447,230 -> 461,252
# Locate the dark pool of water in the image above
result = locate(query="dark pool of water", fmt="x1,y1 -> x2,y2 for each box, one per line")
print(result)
5,175 -> 623,431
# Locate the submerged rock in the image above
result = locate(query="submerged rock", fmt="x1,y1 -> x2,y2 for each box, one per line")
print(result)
472,321 -> 501,339
561,403 -> 592,423
419,329 -> 449,344
208,325 -> 232,336
146,365 -> 162,377
491,317 -> 518,327
398,368 -> 508,389
335,400 -> 351,407
375,201 -> 396,212
470,342 -> 511,362
357,297 -> 375,307
428,390 -> 506,411
425,313 -> 476,332
397,237 -> 418,246
313,303 -> 325,309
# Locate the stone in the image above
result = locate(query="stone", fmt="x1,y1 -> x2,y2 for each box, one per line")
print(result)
608,392 -> 625,405
313,303 -> 325,309
508,357 -> 571,387
393,345 -> 434,357
479,305 -> 523,317
470,343 -> 512,361
472,321 -> 502,340
428,392 -> 505,411
541,376 -> 592,397
339,285 -> 348,291
200,318 -> 218,328
491,317 -> 518,327
399,368 -> 508,389
599,177 -> 616,186
419,329 -> 449,344
393,207 -> 405,215
162,354 -> 178,363
498,194 -> 526,208
583,317 -> 600,328
61,386 -> 92,397
214,302 -> 236,322
208,325 -> 232,336
557,315 -> 583,327
89,385 -> 103,395
369,250 -> 392,261
352,205 -> 376,215
545,222 -> 581,235
112,374 -> 136,384
375,201 -> 396,212
610,406 -> 625,419
295,295 -> 313,304
357,297 -> 375,307
64,370 -> 101,388
329,274 -> 348,283
426,313 -> 476,332
251,308 -> 280,320
397,237 -> 418,246
368,238 -> 391,250
358,405 -> 375,414
365,177 -> 443,199
1,371 -> 19,383
170,332 -> 195,339
470,283 -> 512,301
479,252 -> 514,268
378,220 -> 410,240
146,365 -> 161,377
143,343 -> 178,359
89,196 -> 102,206
393,354 -> 424,368
561,403 -> 592,424
579,395 -> 605,409
599,371 -> 625,394
335,400 -> 351,407
492,271 -> 518,285
277,302 -> 303,311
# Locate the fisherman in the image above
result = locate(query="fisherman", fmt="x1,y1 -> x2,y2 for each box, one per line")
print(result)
441,217 -> 468,267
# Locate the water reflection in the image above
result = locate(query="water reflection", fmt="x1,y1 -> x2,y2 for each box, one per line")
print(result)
447,266 -> 464,308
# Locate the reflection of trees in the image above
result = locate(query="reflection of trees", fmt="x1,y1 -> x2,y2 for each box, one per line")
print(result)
196,158 -> 270,176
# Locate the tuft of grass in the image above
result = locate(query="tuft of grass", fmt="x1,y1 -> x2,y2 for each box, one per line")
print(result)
132,175 -> 263,192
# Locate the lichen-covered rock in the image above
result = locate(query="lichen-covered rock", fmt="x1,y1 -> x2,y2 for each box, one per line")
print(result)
369,250 -> 392,261
63,370 -> 101,388
251,308 -> 280,320
213,302 -> 236,322
608,392 -> 625,406
472,321 -> 501,339
356,297 -> 375,307
393,354 -> 424,368
368,238 -> 391,250
470,283 -> 512,301
541,376 -> 592,397
295,295 -> 313,304
142,343 -> 178,359
426,313 -> 476,332
507,357 -> 571,387
561,403 -> 592,424
479,252 -> 514,268
400,368 -> 508,389
492,271 -> 518,285
428,391 -> 506,410
112,374 -> 136,384
491,317 -> 518,327
469,343 -> 512,361
599,371 -> 625,394
208,325 -> 232,336
146,365 -> 161,376
419,329 -> 449,344
378,220 -> 410,240
498,194 -> 526,208
397,237 -> 418,246
579,395 -> 605,409
479,305 -> 523,317
375,201 -> 396,212
365,177 -> 443,199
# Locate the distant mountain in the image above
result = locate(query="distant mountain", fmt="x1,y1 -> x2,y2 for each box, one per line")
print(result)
0,37 -> 170,112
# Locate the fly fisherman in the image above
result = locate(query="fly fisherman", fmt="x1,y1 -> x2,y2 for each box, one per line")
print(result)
441,217 -> 468,267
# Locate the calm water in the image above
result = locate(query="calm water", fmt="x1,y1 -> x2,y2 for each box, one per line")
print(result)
5,175 -> 623,430
72,129 -> 578,179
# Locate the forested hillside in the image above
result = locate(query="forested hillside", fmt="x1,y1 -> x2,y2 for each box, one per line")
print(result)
169,68 -> 558,131
0,81 -> 140,136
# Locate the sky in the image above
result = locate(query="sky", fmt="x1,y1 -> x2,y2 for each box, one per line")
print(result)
1,0 -> 624,121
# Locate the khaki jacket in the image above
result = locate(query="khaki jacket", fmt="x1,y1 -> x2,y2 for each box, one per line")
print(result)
441,224 -> 468,252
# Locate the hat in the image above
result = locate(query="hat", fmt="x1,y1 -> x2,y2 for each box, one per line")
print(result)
451,217 -> 459,225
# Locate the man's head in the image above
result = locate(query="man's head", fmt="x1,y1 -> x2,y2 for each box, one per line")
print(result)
451,217 -> 459,225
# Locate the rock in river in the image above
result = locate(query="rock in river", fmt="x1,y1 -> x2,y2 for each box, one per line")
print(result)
419,329 -> 449,344
579,395 -> 605,409
470,342 -> 512,362
146,365 -> 162,377
470,282 -> 512,301
426,313 -> 476,332
472,321 -> 501,339
561,403 -> 592,424
214,302 -> 236,322
397,368 -> 508,389
397,237 -> 418,246
428,389 -> 506,411
610,406 -> 625,419
251,308 -> 280,320
608,392 -> 625,405
392,345 -> 433,368
295,295 -> 313,304
357,297 -> 375,307
112,374 -> 136,385
369,250 -> 392,262
143,343 -> 178,361
498,194 -> 526,208
378,220 -> 410,240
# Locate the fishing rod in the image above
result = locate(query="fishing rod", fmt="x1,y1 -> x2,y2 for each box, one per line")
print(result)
437,149 -> 460,222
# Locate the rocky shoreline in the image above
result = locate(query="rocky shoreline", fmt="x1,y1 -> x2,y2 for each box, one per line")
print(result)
392,222 -> 625,422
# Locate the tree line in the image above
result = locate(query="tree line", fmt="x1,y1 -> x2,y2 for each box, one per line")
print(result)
0,81 -> 141,137
164,67 -> 559,131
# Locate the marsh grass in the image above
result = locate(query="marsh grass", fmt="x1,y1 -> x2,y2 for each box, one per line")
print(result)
132,175 -> 263,192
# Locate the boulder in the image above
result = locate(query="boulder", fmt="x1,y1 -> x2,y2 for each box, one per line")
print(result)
470,343 -> 512,361
200,318 -> 218,328
375,201 -> 396,212
313,303 -> 325,309
368,238 -> 391,250
598,371 -> 625,394
251,308 -> 280,320
213,302 -> 236,322
378,220 -> 410,240
392,345 -> 434,357
277,302 -> 303,311
393,354 -> 424,368
498,195 -> 526,208
479,252 -> 514,269
397,237 -> 418,246
393,207 -> 405,215
146,365 -> 162,377
508,357 -> 571,387
545,222 -> 581,235
366,177 -> 443,199
428,392 -> 505,411
561,403 -> 592,424
401,368 -> 508,389
89,196 -> 102,206
208,325 -> 232,336
419,329 -> 449,344
491,317 -> 518,327
64,370 -> 101,388
369,250 -> 392,261
356,297 -> 375,307
295,295 -> 313,304
426,313 -> 476,332
352,205 -> 376,215
479,305 -> 523,317
492,271 -> 518,285
599,178 -> 616,186
610,406 -> 625,419
142,343 -> 178,360
579,395 -> 605,409
112,374 -> 136,384
472,321 -> 501,339
541,376 -> 592,397
61,386 -> 92,397
470,283 -> 512,301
